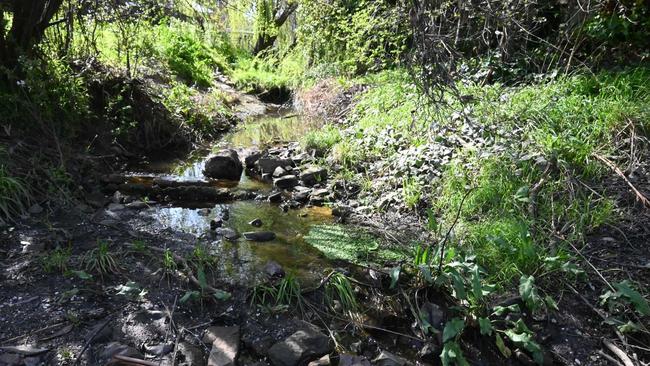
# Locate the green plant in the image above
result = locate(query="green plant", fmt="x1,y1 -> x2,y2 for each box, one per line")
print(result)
0,164 -> 30,221
402,176 -> 422,209
41,246 -> 72,273
325,272 -> 359,315
84,240 -> 119,276
302,125 -> 342,155
131,239 -> 148,254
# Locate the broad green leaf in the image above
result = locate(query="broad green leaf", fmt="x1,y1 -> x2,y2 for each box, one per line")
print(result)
618,320 -> 640,334
180,290 -> 199,304
613,280 -> 650,316
478,317 -> 493,336
418,265 -> 433,284
389,266 -> 401,289
72,270 -> 93,280
495,333 -> 512,358
545,295 -> 559,311
440,341 -> 469,366
471,266 -> 483,301
505,320 -> 544,365
448,268 -> 467,301
197,266 -> 207,290
442,318 -> 465,343
213,289 -> 231,301
519,275 -> 542,312
427,208 -> 438,232
492,303 -> 520,316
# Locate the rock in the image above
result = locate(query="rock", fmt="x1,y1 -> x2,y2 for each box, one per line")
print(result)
300,167 -> 328,186
216,228 -> 239,241
145,343 -> 174,356
177,342 -> 206,366
100,342 -> 143,361
28,204 -> 43,215
267,329 -> 332,366
210,218 -> 223,230
243,231 -> 276,242
0,346 -> 48,356
273,166 -> 288,178
257,158 -> 294,175
249,218 -> 263,227
308,355 -> 330,366
339,354 -> 372,366
204,149 -> 243,181
112,191 -> 126,204
293,190 -> 310,202
309,189 -> 329,203
331,205 -> 352,218
89,322 -> 114,344
264,261 -> 285,278
268,192 -> 283,203
107,203 -> 125,211
204,326 -> 240,366
420,303 -> 444,331
243,335 -> 274,357
372,351 -> 407,366
245,151 -> 263,169
86,191 -> 107,208
0,352 -> 21,365
274,175 -> 299,189
126,201 -> 148,209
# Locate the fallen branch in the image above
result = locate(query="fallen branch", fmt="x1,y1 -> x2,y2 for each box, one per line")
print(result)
593,153 -> 650,208
603,339 -> 635,366
111,355 -> 158,366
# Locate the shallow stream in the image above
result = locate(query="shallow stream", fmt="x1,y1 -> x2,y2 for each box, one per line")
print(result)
126,108 -> 339,285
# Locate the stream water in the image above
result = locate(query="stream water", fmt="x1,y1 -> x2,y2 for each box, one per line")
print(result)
127,109 -> 337,285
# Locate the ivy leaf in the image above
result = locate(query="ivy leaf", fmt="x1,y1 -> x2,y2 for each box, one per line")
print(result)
492,303 -> 520,316
613,280 -> 650,316
389,266 -> 401,289
448,268 -> 467,301
213,289 -> 231,301
545,295 -> 559,311
519,275 -> 542,312
505,319 -> 544,365
440,340 -> 469,366
418,265 -> 433,284
180,290 -> 199,304
72,270 -> 93,280
442,318 -> 465,343
478,317 -> 493,336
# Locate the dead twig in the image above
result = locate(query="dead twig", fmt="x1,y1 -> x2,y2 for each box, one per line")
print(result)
593,153 -> 650,208
603,339 -> 635,366
438,188 -> 473,273
74,318 -> 112,366
112,355 -> 158,366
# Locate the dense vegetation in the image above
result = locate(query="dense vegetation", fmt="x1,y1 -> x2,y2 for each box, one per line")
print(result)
1,0 -> 649,365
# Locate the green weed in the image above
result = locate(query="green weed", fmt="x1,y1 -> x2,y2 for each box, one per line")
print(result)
325,272 -> 359,315
84,240 -> 119,276
402,176 -> 422,210
41,246 -> 72,273
0,164 -> 30,221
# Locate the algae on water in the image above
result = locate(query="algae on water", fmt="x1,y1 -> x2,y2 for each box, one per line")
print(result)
305,224 -> 404,264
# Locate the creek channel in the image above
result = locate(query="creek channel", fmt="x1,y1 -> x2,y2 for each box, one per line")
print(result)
122,107 -> 347,287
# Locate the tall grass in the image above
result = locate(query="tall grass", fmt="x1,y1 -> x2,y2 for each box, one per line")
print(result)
0,163 -> 30,222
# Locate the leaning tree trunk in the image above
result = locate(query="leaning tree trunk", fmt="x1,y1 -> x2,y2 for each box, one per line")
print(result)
0,0 -> 64,72
253,1 -> 298,55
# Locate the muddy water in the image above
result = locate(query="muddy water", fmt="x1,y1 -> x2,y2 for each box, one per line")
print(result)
132,110 -> 334,285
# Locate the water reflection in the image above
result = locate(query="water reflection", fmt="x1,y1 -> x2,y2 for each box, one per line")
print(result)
151,201 -> 334,284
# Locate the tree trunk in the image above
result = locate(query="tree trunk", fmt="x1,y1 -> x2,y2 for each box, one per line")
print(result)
253,1 -> 298,55
0,0 -> 64,71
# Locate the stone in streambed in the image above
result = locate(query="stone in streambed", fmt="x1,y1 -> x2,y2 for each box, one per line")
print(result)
339,355 -> 372,366
204,149 -> 243,181
204,326 -> 240,366
257,158 -> 294,175
274,175 -> 298,189
267,328 -> 332,366
300,167 -> 328,186
243,231 -> 276,242
268,192 -> 283,203
249,218 -> 263,227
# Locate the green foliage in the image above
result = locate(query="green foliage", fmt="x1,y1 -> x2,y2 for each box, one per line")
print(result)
302,125 -> 341,155
601,280 -> 650,320
297,0 -> 409,74
41,246 -> 72,273
0,163 -> 30,221
325,272 -> 359,315
402,176 -> 422,210
162,249 -> 177,272
252,273 -> 303,310
84,240 -> 119,276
